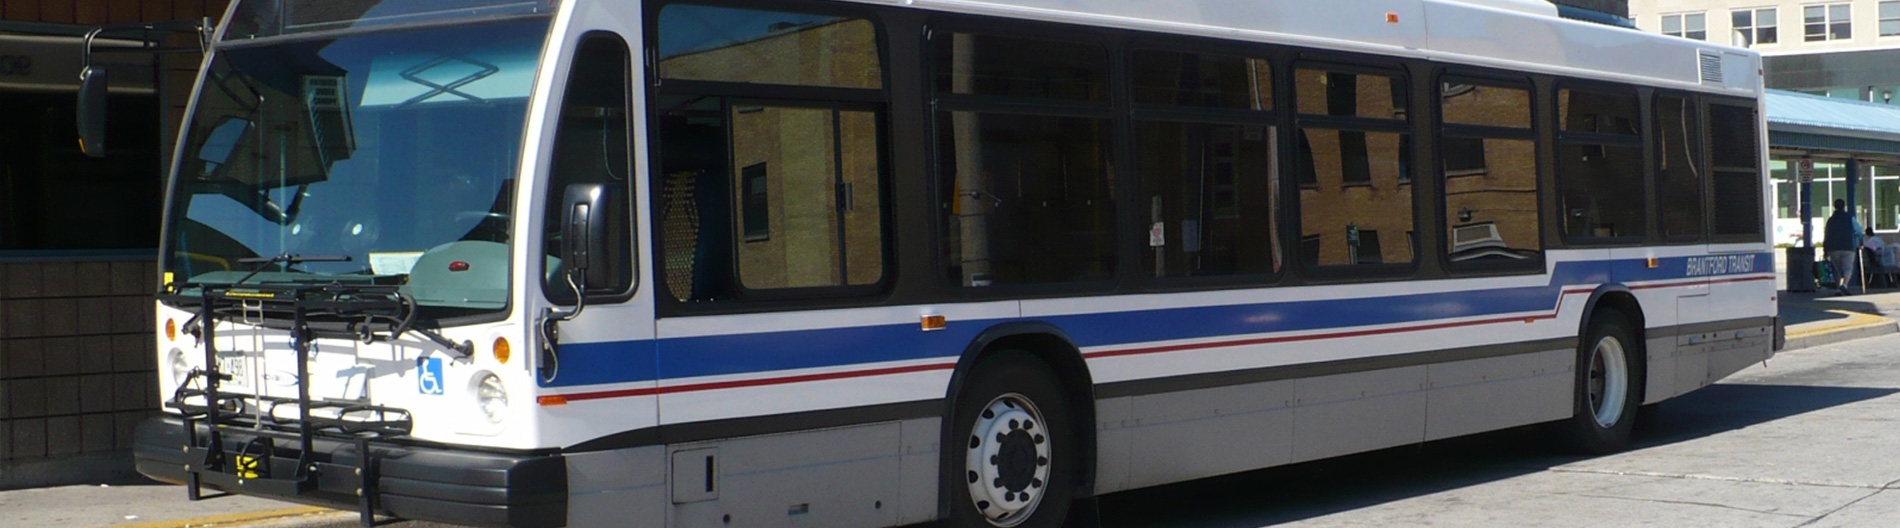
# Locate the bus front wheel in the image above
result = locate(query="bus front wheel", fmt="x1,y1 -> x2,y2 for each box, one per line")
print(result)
947,351 -> 1076,528
1563,310 -> 1642,454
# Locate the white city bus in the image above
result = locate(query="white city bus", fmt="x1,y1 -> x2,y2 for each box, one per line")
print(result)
129,1 -> 1777,527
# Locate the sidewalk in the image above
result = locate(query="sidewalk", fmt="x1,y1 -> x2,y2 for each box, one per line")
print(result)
1778,287 -> 1900,350
9,289 -> 1900,528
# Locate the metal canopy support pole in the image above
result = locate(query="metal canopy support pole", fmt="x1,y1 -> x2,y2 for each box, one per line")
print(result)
1850,158 -> 1863,223
1801,157 -> 1814,249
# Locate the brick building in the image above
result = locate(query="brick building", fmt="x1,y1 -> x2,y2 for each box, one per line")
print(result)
0,0 -> 228,488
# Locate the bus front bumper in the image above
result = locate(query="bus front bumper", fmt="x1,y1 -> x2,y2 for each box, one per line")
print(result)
133,416 -> 566,528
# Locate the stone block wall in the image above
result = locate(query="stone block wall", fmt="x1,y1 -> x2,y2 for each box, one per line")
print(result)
0,259 -> 157,465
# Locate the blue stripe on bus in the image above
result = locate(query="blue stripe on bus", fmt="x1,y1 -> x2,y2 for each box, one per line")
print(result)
539,253 -> 1770,388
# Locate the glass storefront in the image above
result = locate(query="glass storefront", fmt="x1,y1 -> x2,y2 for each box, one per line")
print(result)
1771,159 -> 1900,244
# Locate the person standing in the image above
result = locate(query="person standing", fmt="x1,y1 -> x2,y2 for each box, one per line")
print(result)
1825,198 -> 1863,295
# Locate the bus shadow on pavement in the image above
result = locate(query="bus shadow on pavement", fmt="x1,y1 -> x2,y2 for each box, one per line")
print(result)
1095,383 -> 1896,528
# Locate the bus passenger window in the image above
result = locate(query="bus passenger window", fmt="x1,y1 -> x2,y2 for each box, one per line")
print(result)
731,106 -> 884,291
1708,103 -> 1763,238
656,4 -> 882,89
1440,81 -> 1541,264
543,34 -> 634,301
939,112 -> 1116,285
1656,96 -> 1704,240
1129,49 -> 1278,279
1557,88 -> 1646,242
656,101 -> 889,301
1293,65 -> 1414,270
1135,122 -> 1278,277
933,30 -> 1116,287
1294,128 -> 1414,267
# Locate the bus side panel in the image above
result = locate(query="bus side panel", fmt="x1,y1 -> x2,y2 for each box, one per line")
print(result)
663,421 -> 911,528
565,447 -> 668,528
1289,366 -> 1429,465
1422,349 -> 1574,442
1116,380 -> 1295,491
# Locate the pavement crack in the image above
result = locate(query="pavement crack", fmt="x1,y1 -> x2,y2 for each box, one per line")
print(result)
1567,492 -> 1809,518
1793,488 -> 1886,527
1548,467 -> 1886,490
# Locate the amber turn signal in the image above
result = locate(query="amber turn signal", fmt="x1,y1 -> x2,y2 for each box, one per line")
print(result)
494,337 -> 512,365
165,319 -> 176,341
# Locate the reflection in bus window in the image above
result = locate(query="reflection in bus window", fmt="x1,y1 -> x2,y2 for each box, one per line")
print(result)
1135,121 -> 1278,277
656,4 -> 882,89
1131,50 -> 1272,110
1441,81 -> 1540,263
657,99 -> 887,301
1296,69 -> 1405,119
1297,128 -> 1414,267
1656,96 -> 1704,240
939,112 -> 1115,285
1710,104 -> 1764,237
1445,138 -> 1539,261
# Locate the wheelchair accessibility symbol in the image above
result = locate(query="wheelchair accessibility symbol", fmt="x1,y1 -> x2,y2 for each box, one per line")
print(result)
418,356 -> 444,395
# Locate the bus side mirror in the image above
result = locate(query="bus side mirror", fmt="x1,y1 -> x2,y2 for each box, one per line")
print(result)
77,67 -> 108,157
561,183 -> 618,294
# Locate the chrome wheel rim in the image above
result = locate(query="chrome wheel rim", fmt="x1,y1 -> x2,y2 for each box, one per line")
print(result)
1588,335 -> 1630,428
965,393 -> 1051,527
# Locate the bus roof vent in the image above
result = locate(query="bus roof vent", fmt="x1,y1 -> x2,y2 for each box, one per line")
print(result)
1698,50 -> 1724,84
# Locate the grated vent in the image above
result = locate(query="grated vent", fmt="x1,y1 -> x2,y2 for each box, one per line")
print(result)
1698,50 -> 1723,84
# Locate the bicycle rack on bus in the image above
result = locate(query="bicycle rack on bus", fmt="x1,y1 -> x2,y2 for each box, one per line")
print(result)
163,281 -> 447,527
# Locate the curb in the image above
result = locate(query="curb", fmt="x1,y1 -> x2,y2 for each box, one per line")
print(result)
1783,310 -> 1900,351
105,507 -> 345,528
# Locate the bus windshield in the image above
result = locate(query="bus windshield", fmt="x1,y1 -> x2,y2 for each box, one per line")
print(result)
164,20 -> 549,315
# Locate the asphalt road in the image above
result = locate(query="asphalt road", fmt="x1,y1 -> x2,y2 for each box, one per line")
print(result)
271,332 -> 1900,528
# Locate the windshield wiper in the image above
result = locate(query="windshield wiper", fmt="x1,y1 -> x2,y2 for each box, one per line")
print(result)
234,253 -> 352,285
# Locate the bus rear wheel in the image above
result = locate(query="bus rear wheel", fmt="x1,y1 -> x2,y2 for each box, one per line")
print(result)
947,351 -> 1075,528
1563,310 -> 1642,454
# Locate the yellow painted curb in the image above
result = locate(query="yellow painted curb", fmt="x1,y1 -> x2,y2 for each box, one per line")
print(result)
1786,309 -> 1895,339
102,507 -> 341,528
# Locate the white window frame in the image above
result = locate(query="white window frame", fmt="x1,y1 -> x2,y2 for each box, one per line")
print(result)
1881,0 -> 1900,37
1805,2 -> 1852,42
1733,7 -> 1778,46
1661,12 -> 1708,40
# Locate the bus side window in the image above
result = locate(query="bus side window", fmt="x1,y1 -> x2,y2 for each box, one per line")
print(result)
544,33 -> 635,302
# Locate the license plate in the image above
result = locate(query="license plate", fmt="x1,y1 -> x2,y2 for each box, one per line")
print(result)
217,356 -> 250,387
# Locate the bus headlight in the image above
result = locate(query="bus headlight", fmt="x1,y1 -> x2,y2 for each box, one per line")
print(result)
168,349 -> 191,388
475,372 -> 509,424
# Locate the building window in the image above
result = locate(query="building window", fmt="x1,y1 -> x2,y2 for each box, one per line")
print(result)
1806,3 -> 1852,42
1882,1 -> 1900,36
1662,12 -> 1707,40
1734,7 -> 1778,45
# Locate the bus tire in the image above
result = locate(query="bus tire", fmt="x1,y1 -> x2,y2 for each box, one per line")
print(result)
1563,310 -> 1642,454
946,351 -> 1076,528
